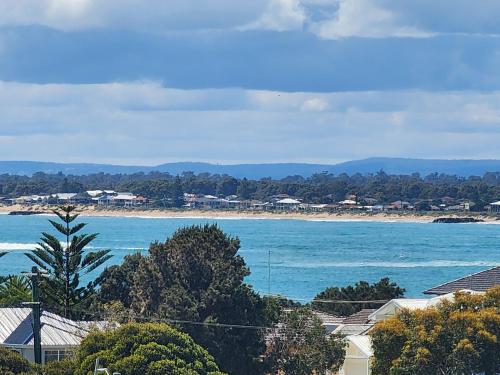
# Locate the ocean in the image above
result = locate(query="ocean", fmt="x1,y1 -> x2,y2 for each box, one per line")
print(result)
0,214 -> 498,300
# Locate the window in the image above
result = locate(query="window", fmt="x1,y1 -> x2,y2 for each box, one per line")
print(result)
44,349 -> 69,363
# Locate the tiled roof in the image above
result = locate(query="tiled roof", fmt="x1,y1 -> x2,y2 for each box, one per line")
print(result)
423,266 -> 500,295
312,311 -> 345,326
342,309 -> 377,324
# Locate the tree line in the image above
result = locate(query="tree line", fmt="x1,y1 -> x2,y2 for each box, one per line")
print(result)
1,170 -> 500,209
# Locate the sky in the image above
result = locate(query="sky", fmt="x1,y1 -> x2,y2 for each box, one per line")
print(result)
1,0 -> 500,165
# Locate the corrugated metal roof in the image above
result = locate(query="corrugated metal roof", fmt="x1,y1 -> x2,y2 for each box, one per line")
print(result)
0,308 -> 105,347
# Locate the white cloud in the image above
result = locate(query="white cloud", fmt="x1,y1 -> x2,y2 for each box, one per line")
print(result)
310,0 -> 433,39
242,0 -> 306,32
301,98 -> 329,111
1,81 -> 500,163
0,0 -> 268,31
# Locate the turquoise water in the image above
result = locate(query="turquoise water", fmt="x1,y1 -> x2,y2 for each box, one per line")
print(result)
0,214 -> 498,299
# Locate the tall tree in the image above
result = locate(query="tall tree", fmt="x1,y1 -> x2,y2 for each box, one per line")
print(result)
25,206 -> 112,319
264,308 -> 346,375
171,176 -> 184,208
98,224 -> 271,375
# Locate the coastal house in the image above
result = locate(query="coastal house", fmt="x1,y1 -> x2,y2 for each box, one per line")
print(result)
423,266 -> 500,295
488,201 -> 500,214
388,200 -> 412,210
0,308 -> 107,365
275,198 -> 301,211
110,193 -> 142,207
51,193 -> 78,204
338,200 -> 357,209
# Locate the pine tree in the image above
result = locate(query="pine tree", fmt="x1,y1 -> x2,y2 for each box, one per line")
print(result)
25,206 -> 112,319
171,176 -> 184,208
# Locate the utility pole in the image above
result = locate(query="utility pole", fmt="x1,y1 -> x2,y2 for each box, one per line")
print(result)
268,249 -> 271,296
22,266 -> 48,366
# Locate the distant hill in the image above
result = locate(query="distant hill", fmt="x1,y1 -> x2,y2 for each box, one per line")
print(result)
0,158 -> 499,179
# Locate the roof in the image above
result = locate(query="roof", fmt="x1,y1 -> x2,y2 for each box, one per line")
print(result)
423,266 -> 500,295
0,308 -> 106,347
490,201 -> 500,206
277,198 -> 301,204
53,193 -> 77,200
342,309 -> 377,324
335,324 -> 373,336
312,311 -> 344,326
347,335 -> 373,357
339,199 -> 357,205
112,194 -> 137,200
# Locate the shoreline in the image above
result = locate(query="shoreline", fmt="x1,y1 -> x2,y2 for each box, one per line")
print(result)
1,204 -> 499,223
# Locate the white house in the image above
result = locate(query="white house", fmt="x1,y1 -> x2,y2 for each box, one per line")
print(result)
489,201 -> 500,213
275,198 -> 301,211
337,335 -> 373,375
0,308 -> 107,365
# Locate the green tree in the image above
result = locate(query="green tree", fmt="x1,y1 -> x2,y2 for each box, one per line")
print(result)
371,287 -> 500,375
264,308 -> 346,375
0,275 -> 31,306
171,176 -> 184,208
237,177 -> 251,199
312,278 -> 405,316
0,346 -> 33,374
97,224 -> 271,375
74,322 -> 225,375
25,206 -> 112,319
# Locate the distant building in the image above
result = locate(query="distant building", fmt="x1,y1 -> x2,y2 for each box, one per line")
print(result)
275,198 -> 301,211
0,308 -> 107,365
488,201 -> 500,214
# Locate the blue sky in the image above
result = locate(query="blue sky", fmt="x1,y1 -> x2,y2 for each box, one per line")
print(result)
1,0 -> 500,165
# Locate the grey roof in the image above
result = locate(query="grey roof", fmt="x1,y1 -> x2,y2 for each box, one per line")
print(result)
0,308 -> 105,347
423,266 -> 500,295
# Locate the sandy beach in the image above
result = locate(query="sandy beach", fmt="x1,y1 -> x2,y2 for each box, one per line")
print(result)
1,204 -> 498,223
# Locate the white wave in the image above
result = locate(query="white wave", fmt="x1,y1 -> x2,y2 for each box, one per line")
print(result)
275,260 -> 500,268
0,242 -> 38,251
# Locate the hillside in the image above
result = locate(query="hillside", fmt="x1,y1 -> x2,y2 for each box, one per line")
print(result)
0,158 -> 499,179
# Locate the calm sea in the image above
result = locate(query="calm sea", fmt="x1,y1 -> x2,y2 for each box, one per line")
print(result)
0,214 -> 498,299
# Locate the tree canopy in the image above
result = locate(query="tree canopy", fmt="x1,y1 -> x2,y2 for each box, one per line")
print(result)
25,206 -> 112,319
73,322 -> 225,375
312,277 -> 405,316
264,308 -> 346,375
0,275 -> 31,306
0,346 -> 33,375
370,287 -> 500,375
97,224 -> 272,375
1,170 -> 500,210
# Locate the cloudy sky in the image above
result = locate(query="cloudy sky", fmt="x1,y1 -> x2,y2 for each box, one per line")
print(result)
1,0 -> 500,165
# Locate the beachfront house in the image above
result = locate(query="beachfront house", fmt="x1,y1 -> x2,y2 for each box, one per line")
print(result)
488,201 -> 500,214
275,198 -> 301,211
0,308 -> 107,365
338,199 -> 357,209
